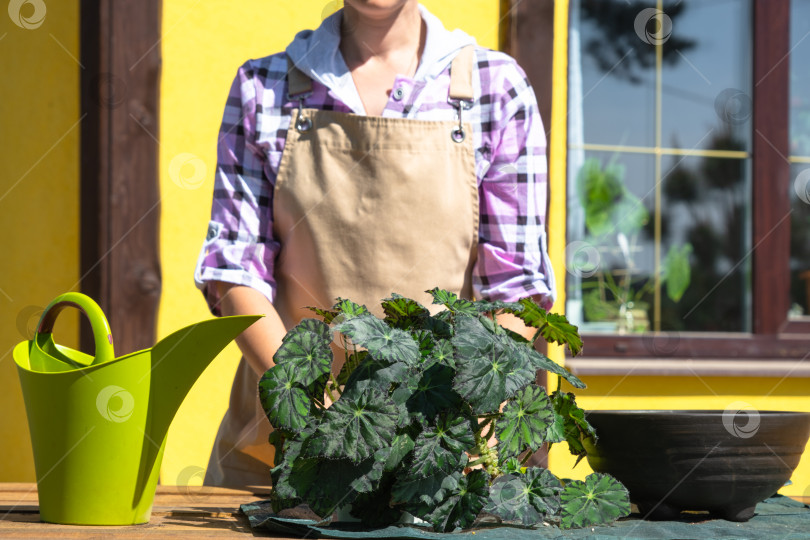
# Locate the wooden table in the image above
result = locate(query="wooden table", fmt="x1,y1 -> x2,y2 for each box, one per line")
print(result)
3,483 -> 808,538
0,483 -> 287,538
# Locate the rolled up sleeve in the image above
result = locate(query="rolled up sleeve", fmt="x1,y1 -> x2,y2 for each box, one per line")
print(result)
195,62 -> 280,315
474,59 -> 556,309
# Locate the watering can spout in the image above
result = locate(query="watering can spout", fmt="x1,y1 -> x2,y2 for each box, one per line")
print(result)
146,314 -> 262,445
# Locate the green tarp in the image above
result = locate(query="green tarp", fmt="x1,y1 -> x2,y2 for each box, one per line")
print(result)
241,495 -> 810,540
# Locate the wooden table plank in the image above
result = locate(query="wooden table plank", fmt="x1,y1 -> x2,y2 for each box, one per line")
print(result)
0,483 -> 286,538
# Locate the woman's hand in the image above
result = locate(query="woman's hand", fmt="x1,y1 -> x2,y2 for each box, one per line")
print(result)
215,281 -> 288,376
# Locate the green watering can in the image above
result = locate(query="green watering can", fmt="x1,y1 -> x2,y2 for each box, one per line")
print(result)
13,292 -> 260,525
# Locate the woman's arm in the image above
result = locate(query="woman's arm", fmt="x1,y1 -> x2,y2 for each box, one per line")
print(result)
215,281 -> 288,376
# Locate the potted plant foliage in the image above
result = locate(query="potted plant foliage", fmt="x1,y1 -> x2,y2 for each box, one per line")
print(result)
259,289 -> 630,532
574,158 -> 692,333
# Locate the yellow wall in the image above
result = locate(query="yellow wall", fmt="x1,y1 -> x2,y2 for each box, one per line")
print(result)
0,0 -> 81,481
545,0 -> 810,498
157,0 -> 502,485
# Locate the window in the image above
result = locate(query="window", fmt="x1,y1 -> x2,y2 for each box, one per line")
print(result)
563,0 -> 810,359
789,0 -> 810,318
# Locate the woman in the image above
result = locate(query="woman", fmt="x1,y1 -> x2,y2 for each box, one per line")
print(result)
195,0 -> 555,487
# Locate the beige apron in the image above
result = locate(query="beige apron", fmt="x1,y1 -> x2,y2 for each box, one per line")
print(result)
205,46 -> 479,487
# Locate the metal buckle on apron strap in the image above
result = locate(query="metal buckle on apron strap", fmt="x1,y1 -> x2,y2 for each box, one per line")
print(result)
292,93 -> 313,133
448,98 -> 473,143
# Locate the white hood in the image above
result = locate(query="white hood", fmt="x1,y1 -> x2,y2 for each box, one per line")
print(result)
285,4 -> 476,113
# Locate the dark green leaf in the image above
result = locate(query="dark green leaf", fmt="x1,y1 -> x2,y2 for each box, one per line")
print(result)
382,294 -> 430,329
520,346 -> 586,389
496,385 -> 556,458
452,317 -> 529,413
560,473 -> 630,529
412,329 -> 435,360
505,299 -> 583,356
409,413 -> 474,477
424,470 -> 490,532
426,288 -> 478,316
383,433 -> 415,472
524,467 -> 563,516
497,335 -> 538,396
343,353 -> 409,391
350,452 -> 386,494
269,435 -> 306,511
306,306 -> 339,324
420,314 -> 453,338
304,389 -> 398,462
483,470 -> 561,526
405,365 -> 462,422
391,469 -> 458,510
349,474 -> 404,527
432,338 -> 455,368
259,364 -> 313,432
273,320 -> 333,386
541,312 -> 584,357
485,474 -> 540,525
473,300 -> 524,314
552,392 -> 597,461
282,318 -> 331,341
287,457 -> 378,517
545,409 -> 568,445
334,314 -> 420,365
453,344 -> 508,414
333,297 -> 370,319
500,457 -> 522,474
452,315 -> 496,358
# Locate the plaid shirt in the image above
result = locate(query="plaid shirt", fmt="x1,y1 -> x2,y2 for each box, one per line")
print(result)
196,9 -> 555,314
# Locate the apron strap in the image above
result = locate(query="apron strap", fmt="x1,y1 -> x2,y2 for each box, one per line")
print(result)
287,57 -> 314,132
287,57 -> 313,99
448,45 -> 475,102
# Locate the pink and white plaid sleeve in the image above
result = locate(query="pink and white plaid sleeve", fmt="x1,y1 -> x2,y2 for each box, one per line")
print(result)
195,61 -> 284,315
473,54 -> 555,308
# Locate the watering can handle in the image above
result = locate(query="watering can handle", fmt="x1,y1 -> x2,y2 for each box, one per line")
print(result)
36,292 -> 115,365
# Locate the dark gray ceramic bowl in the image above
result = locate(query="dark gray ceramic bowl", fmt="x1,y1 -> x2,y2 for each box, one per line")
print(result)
583,410 -> 810,521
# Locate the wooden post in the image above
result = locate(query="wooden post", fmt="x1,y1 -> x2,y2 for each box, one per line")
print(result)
80,0 -> 162,355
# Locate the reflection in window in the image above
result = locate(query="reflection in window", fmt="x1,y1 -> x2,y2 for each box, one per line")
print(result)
789,0 -> 810,318
566,0 -> 752,333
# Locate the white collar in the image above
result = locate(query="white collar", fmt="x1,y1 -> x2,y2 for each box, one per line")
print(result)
285,4 -> 476,113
